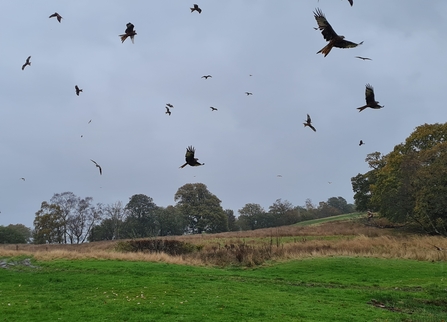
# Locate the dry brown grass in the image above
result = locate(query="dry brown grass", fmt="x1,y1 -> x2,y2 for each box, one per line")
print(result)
1,221 -> 446,266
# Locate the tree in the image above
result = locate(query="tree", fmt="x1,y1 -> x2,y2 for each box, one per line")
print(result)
50,192 -> 78,244
101,201 -> 127,240
33,201 -> 64,244
174,183 -> 228,234
225,209 -> 238,231
268,199 -> 300,226
327,197 -> 354,214
0,224 -> 31,244
125,194 -> 159,238
237,203 -> 269,230
156,206 -> 185,236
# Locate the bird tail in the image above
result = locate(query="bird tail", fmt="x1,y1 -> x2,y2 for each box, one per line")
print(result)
357,105 -> 367,112
190,7 -> 194,12
317,43 -> 332,57
120,34 -> 128,43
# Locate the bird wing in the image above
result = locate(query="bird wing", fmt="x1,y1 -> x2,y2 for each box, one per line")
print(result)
314,8 -> 339,42
185,146 -> 196,162
309,124 -> 316,132
348,0 -> 353,6
90,159 -> 98,165
306,114 -> 312,124
365,84 -> 376,104
334,39 -> 363,49
98,165 -> 102,175
49,13 -> 57,18
26,56 -> 31,63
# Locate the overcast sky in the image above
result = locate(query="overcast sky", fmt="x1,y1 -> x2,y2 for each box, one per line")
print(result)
1,0 -> 446,228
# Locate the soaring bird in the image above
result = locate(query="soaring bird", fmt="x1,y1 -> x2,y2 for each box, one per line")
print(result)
357,84 -> 383,112
49,12 -> 63,22
347,0 -> 353,6
314,8 -> 363,57
166,103 -> 174,108
180,146 -> 204,168
120,23 -> 137,43
90,159 -> 102,175
210,106 -> 218,111
303,114 -> 316,132
202,75 -> 212,79
22,56 -> 31,70
356,56 -> 372,61
20,177 -> 25,181
165,106 -> 171,116
359,140 -> 365,146
88,119 -> 92,124
190,4 -> 202,13
75,85 -> 83,96
245,92 -> 253,96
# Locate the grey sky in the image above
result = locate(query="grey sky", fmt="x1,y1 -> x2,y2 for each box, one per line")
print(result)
1,1 -> 446,228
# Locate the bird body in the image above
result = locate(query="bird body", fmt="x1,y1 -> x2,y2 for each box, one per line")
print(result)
303,114 -> 316,132
245,92 -> 253,96
75,85 -> 83,96
359,140 -> 365,146
165,106 -> 171,115
22,56 -> 31,70
314,8 -> 362,57
49,12 -> 62,22
90,159 -> 102,175
356,56 -> 372,61
180,146 -> 204,168
190,4 -> 202,13
120,23 -> 137,43
210,106 -> 218,111
357,84 -> 383,112
202,75 -> 212,79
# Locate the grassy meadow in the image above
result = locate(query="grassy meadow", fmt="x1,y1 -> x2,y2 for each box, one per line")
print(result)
1,214 -> 447,321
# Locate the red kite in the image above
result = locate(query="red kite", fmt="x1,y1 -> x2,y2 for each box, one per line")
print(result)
180,146 -> 204,168
90,159 -> 102,175
190,4 -> 202,14
359,140 -> 365,146
303,114 -> 316,132
49,12 -> 62,23
210,106 -> 218,111
165,106 -> 171,116
245,92 -> 253,96
75,85 -> 83,96
357,84 -> 383,112
314,8 -> 363,57
356,56 -> 372,61
22,56 -> 31,70
120,23 -> 137,43
202,75 -> 212,79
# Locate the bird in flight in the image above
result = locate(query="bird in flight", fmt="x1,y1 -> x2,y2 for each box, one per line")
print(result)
120,23 -> 137,43
303,114 -> 316,132
88,119 -> 92,124
357,84 -> 384,112
202,75 -> 212,79
314,8 -> 363,57
190,4 -> 202,14
356,56 -> 372,61
75,85 -> 83,96
210,106 -> 218,111
166,103 -> 174,108
359,140 -> 365,146
22,56 -> 31,70
20,177 -> 25,181
49,12 -> 63,23
180,146 -> 204,168
165,106 -> 171,116
347,0 -> 353,6
90,159 -> 102,175
245,92 -> 253,96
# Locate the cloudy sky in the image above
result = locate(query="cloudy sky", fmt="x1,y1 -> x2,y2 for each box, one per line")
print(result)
1,0 -> 446,228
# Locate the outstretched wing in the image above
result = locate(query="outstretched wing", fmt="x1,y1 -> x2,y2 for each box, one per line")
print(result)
347,0 -> 353,6
365,84 -> 376,104
185,146 -> 196,162
314,8 -> 338,42
306,114 -> 312,124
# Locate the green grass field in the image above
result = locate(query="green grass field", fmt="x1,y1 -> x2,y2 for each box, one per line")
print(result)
294,213 -> 364,226
1,256 -> 446,321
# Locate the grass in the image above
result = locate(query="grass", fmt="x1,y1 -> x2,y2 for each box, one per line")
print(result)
1,256 -> 446,321
294,212 -> 364,226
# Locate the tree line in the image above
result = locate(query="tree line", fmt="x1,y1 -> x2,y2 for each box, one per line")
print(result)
3,183 -> 355,244
351,123 -> 447,236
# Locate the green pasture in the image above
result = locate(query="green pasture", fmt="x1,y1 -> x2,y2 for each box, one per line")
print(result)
1,256 -> 446,321
294,212 -> 364,226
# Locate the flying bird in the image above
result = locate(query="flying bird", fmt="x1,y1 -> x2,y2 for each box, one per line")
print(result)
166,103 -> 174,108
88,119 -> 92,124
356,56 -> 372,61
165,106 -> 171,116
357,84 -> 384,112
359,140 -> 365,146
303,114 -> 316,132
120,23 -> 137,43
49,12 -> 63,22
20,178 -> 25,181
202,75 -> 212,79
21,56 -> 31,70
75,85 -> 83,96
210,106 -> 218,111
90,159 -> 102,175
190,4 -> 202,13
245,92 -> 253,96
314,8 -> 363,57
180,146 -> 204,168
347,0 -> 353,6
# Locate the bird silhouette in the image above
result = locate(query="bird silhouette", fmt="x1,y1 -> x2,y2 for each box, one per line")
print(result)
166,103 -> 174,108
180,146 -> 204,168
90,159 -> 102,175
202,75 -> 212,79
356,56 -> 372,61
88,120 -> 92,124
245,92 -> 253,96
20,178 -> 25,181
357,84 -> 384,112
75,85 -> 83,96
22,56 -> 31,70
190,4 -> 202,13
120,23 -> 137,43
165,106 -> 171,116
49,12 -> 62,23
210,107 -> 218,111
303,114 -> 316,132
314,8 -> 362,57
359,140 -> 365,146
